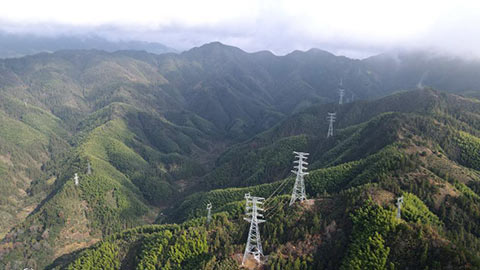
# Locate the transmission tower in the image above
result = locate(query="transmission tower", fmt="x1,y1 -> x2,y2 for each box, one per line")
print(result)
289,151 -> 309,206
339,79 -> 345,105
242,193 -> 266,265
87,162 -> 92,175
74,173 -> 79,186
327,112 -> 336,138
206,202 -> 212,223
396,195 -> 404,220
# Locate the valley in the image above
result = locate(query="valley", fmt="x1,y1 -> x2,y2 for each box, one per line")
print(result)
0,43 -> 480,269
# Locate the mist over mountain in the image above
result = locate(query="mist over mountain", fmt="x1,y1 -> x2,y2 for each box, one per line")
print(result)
0,42 -> 480,269
365,50 -> 480,94
0,32 -> 176,58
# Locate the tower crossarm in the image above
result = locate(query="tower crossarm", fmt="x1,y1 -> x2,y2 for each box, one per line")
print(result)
293,160 -> 308,165
244,218 -> 266,223
293,151 -> 310,156
245,211 -> 264,216
291,170 -> 309,175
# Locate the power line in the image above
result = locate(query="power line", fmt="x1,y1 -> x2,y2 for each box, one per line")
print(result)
265,197 -> 290,219
263,177 -> 293,208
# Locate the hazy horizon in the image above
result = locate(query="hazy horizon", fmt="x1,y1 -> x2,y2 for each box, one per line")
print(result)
0,31 -> 440,60
1,0 -> 480,59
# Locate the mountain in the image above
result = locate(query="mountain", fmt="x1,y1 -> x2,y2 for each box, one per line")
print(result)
53,89 -> 480,270
0,42 -> 480,269
0,95 -> 70,240
365,50 -> 480,94
0,32 -> 176,59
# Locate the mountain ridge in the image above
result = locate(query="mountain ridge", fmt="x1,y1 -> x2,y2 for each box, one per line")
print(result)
51,88 -> 480,270
1,42 -> 480,269
0,32 -> 177,59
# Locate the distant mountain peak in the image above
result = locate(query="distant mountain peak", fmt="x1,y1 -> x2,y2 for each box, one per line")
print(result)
306,48 -> 336,55
285,48 -> 337,61
184,41 -> 246,56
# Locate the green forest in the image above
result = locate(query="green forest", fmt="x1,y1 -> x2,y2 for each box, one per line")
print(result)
1,45 -> 480,270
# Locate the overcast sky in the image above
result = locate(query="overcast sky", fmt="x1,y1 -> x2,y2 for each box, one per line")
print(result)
1,0 -> 480,58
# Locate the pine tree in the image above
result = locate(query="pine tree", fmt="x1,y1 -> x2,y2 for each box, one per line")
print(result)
293,257 -> 301,270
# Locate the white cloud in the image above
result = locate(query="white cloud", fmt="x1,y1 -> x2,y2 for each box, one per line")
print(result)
0,0 -> 259,26
1,0 -> 480,58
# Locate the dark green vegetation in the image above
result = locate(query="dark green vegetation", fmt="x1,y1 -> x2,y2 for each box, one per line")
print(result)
58,89 -> 480,269
1,43 -> 480,269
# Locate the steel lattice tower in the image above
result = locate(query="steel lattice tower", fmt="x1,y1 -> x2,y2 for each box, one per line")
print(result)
206,202 -> 212,223
87,162 -> 92,175
396,195 -> 404,220
289,151 -> 309,206
327,112 -> 336,138
74,173 -> 79,186
242,193 -> 266,265
339,79 -> 345,105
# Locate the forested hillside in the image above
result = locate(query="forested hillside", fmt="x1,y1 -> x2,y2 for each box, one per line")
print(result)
1,43 -> 480,269
54,89 -> 480,270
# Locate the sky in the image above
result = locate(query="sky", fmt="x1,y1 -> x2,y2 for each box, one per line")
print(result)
1,0 -> 480,58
